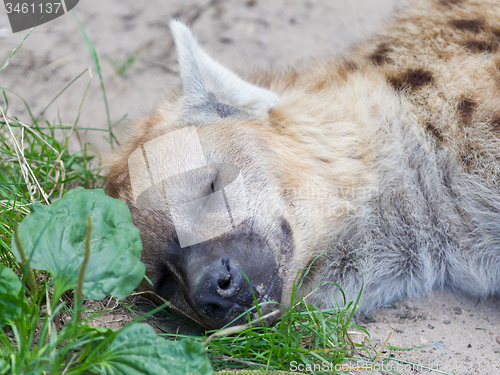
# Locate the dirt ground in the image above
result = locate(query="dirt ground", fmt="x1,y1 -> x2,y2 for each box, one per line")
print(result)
1,1 -> 500,374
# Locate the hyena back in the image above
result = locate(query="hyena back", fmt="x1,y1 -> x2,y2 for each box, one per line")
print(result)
107,0 -> 500,329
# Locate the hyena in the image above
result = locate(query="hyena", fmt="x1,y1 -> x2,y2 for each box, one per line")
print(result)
107,0 -> 500,329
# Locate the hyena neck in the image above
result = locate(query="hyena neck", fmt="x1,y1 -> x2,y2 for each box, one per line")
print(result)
264,66 -> 400,246
259,68 -> 413,295
261,13 -> 500,309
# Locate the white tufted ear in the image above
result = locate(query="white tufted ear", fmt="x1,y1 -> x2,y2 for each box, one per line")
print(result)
169,20 -> 279,118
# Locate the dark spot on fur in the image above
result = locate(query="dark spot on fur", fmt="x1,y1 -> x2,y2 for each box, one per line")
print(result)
332,60 -> 359,83
343,60 -> 359,71
491,28 -> 500,39
369,43 -> 392,65
388,68 -> 434,91
458,96 -> 477,122
490,113 -> 500,132
335,60 -> 359,83
439,0 -> 464,6
425,123 -> 444,142
450,19 -> 485,34
437,51 -> 453,61
464,39 -> 497,53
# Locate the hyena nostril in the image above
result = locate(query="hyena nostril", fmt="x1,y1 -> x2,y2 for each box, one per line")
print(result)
218,257 -> 232,290
218,277 -> 232,290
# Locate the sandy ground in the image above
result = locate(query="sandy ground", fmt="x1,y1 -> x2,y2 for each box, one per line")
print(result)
1,1 -> 500,374
353,291 -> 500,375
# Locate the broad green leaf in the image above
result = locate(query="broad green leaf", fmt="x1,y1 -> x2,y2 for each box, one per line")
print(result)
11,187 -> 145,300
98,323 -> 214,375
0,264 -> 26,326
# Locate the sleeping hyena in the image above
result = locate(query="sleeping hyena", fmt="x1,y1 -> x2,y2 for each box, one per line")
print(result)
107,0 -> 500,329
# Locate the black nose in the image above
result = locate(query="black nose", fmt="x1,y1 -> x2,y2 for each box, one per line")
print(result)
194,257 -> 254,321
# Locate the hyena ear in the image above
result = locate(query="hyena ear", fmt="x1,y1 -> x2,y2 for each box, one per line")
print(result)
170,20 -> 279,119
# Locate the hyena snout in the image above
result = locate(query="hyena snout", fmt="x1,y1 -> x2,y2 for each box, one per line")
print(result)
183,227 -> 289,328
193,257 -> 253,321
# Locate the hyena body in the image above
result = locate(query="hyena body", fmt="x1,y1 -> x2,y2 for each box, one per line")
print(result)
107,0 -> 500,329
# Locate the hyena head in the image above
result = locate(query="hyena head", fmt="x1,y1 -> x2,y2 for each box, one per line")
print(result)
107,21 -> 302,329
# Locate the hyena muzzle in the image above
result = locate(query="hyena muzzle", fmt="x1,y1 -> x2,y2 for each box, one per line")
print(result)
107,0 -> 500,329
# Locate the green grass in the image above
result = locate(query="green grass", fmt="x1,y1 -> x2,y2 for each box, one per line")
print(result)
0,81 -> 106,267
203,293 -> 367,373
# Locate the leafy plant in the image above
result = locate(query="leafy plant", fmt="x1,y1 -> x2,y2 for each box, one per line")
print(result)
11,187 -> 145,301
0,187 -> 214,375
